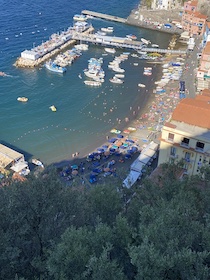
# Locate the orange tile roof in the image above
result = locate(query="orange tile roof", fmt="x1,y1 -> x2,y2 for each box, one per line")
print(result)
190,0 -> 198,6
172,98 -> 210,129
207,22 -> 210,29
203,42 -> 210,54
186,10 -> 207,19
201,89 -> 210,96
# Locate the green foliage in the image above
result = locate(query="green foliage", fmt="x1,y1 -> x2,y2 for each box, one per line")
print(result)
1,163 -> 210,279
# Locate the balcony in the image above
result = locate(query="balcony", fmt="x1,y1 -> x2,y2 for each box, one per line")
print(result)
170,154 -> 178,159
180,142 -> 189,148
195,147 -> 204,153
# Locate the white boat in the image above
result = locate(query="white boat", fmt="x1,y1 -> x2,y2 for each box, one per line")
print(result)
104,47 -> 116,54
101,26 -> 114,33
49,105 -> 57,112
141,38 -> 151,45
109,76 -> 124,84
112,67 -> 125,73
126,34 -> 137,40
84,69 -> 105,78
17,97 -> 28,102
32,158 -> 44,168
73,14 -> 87,21
151,44 -> 159,48
115,74 -> 125,78
45,61 -> 66,74
138,83 -> 146,88
74,44 -> 89,51
84,80 -> 102,86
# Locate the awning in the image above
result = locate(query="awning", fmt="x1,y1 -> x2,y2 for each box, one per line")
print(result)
10,161 -> 28,172
0,144 -> 24,169
131,160 -> 145,172
123,170 -> 141,188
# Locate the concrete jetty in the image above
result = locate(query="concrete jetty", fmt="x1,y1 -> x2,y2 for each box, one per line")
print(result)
82,10 -> 126,23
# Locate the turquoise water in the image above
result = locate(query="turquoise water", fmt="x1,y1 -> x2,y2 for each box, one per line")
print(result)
0,0 -> 171,164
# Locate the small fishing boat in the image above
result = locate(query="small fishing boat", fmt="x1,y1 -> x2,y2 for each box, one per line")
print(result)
109,76 -> 124,84
151,44 -> 159,48
110,128 -> 121,134
73,14 -> 88,21
104,47 -> 116,54
141,38 -> 151,45
115,74 -> 125,78
49,105 -> 57,112
32,158 -> 44,168
17,97 -> 28,102
138,83 -> 146,88
84,80 -> 102,86
126,34 -> 137,40
101,26 -> 114,33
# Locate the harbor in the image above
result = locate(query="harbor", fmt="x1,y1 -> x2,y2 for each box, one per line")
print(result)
15,17 -> 186,68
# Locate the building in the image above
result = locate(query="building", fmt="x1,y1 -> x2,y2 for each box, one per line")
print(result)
151,0 -> 179,10
0,144 -> 30,174
181,0 -> 207,36
197,41 -> 210,91
158,93 -> 210,176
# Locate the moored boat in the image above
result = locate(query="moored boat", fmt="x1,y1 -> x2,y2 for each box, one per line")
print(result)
109,76 -> 124,84
32,158 -> 44,168
49,105 -> 57,112
45,61 -> 66,74
126,34 -> 137,40
17,97 -> 28,102
84,80 -> 102,86
101,26 -> 114,33
138,83 -> 146,88
115,74 -> 125,78
104,47 -> 116,54
73,14 -> 88,21
141,38 -> 151,45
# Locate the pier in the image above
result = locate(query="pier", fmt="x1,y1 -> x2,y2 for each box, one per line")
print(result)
82,10 -> 126,23
72,33 -> 186,54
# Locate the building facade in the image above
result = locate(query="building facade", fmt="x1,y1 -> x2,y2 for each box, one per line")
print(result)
197,41 -> 210,91
158,94 -> 210,176
181,1 -> 207,36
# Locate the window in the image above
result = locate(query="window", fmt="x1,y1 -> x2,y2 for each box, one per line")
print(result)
185,152 -> 191,162
168,133 -> 174,142
196,141 -> 204,151
181,137 -> 190,147
170,147 -> 176,157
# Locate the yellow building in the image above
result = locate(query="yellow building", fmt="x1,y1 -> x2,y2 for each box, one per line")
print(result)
158,92 -> 210,175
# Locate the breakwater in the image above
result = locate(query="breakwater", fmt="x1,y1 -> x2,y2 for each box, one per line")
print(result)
15,26 -> 94,68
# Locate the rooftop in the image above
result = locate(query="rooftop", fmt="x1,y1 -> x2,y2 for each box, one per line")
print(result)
172,98 -> 210,129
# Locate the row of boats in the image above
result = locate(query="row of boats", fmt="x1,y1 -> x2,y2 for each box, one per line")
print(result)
44,44 -> 89,74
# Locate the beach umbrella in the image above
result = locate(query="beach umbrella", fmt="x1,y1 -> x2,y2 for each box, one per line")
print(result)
109,148 -> 116,153
71,164 -> 78,170
131,146 -> 138,152
117,134 -> 124,138
102,145 -> 108,149
97,148 -> 104,153
104,150 -> 110,156
108,138 -> 117,143
126,139 -> 135,143
104,167 -> 110,172
125,154 -> 131,159
72,170 -> 78,175
120,145 -> 126,149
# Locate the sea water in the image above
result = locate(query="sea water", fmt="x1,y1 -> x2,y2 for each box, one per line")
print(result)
0,0 -> 171,164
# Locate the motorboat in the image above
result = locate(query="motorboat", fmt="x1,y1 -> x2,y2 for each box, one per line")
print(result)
126,34 -> 137,40
84,80 -> 102,86
84,69 -> 105,78
104,47 -> 116,54
49,105 -> 57,112
32,158 -> 44,168
151,44 -> 159,48
141,38 -> 151,45
74,44 -> 89,51
138,83 -> 146,88
110,128 -> 121,134
115,74 -> 125,78
17,97 -> 28,102
112,67 -> 125,73
101,26 -> 114,33
109,76 -> 124,84
45,61 -> 66,74
73,14 -> 88,21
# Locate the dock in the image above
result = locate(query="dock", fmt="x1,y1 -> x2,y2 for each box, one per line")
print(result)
82,10 -> 126,23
